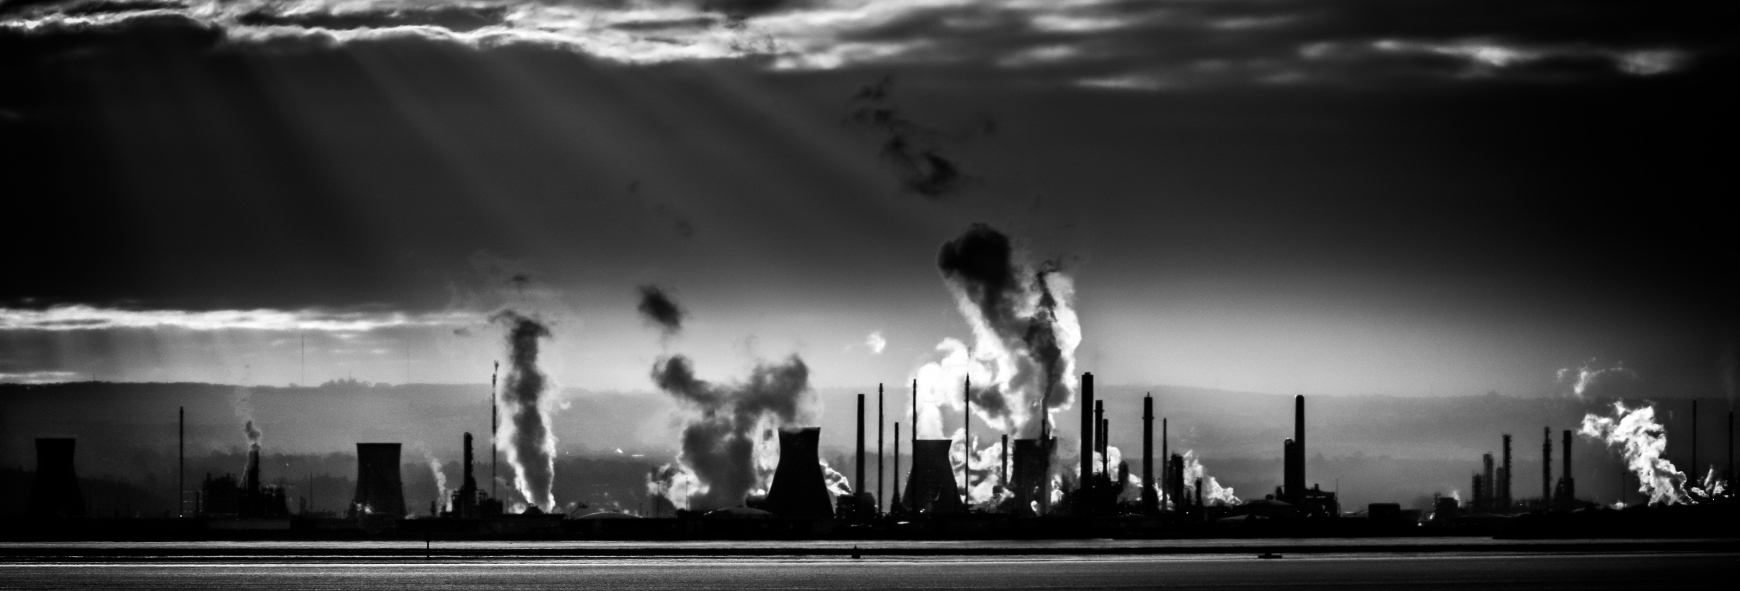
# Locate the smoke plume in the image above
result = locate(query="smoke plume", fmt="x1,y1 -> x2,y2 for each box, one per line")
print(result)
820,458 -> 852,499
1578,401 -> 1689,505
647,353 -> 818,511
1555,359 -> 1636,398
845,75 -> 982,199
1181,450 -> 1242,506
492,310 -> 559,512
425,452 -> 449,513
636,284 -> 687,337
915,223 -> 1081,442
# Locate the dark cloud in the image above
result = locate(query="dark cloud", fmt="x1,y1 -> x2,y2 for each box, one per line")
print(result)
845,75 -> 981,199
649,353 -> 813,510
699,0 -> 809,20
635,284 -> 686,336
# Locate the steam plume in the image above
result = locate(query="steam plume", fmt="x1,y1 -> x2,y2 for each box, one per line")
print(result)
425,452 -> 449,513
1180,450 -> 1242,506
915,223 -> 1081,441
492,310 -> 558,512
845,75 -> 982,199
1555,359 -> 1635,398
820,458 -> 853,499
647,353 -> 817,511
636,284 -> 687,337
1578,401 -> 1688,505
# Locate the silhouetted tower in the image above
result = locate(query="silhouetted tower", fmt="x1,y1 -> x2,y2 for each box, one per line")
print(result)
1284,395 -> 1306,502
455,432 -> 479,517
892,422 -> 902,511
1142,394 -> 1157,514
1161,417 -> 1169,511
1500,434 -> 1513,509
1560,429 -> 1575,505
877,384 -> 884,516
766,428 -> 834,519
1481,453 -> 1494,511
962,376 -> 970,506
1542,427 -> 1552,504
1079,372 -> 1095,513
905,439 -> 963,515
855,393 -> 866,506
28,438 -> 84,518
178,407 -> 185,517
1000,434 -> 1009,487
352,443 -> 406,517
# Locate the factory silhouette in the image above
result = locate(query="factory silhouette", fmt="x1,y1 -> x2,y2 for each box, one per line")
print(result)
14,371 -> 1737,540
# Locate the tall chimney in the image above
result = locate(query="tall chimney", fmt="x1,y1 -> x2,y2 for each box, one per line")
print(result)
1501,434 -> 1513,509
1142,394 -> 1156,515
1294,394 -> 1306,493
29,438 -> 85,518
491,362 -> 498,505
1100,416 -> 1109,484
1481,453 -> 1494,510
877,383 -> 884,516
1079,372 -> 1095,510
1561,429 -> 1574,504
962,376 -> 970,505
893,422 -> 902,510
1543,427 -> 1552,504
459,432 -> 477,517
1000,433 -> 1009,486
178,406 -> 185,518
855,393 -> 866,504
1161,417 -> 1168,511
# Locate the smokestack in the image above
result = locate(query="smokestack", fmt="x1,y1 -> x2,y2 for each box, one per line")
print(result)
1482,453 -> 1494,511
1000,434 -> 1009,486
877,384 -> 884,516
1294,394 -> 1306,497
458,432 -> 478,517
766,428 -> 834,519
904,439 -> 963,515
1195,477 -> 1203,522
856,393 -> 866,505
1142,394 -> 1155,515
491,362 -> 498,505
28,438 -> 85,518
893,422 -> 902,510
1161,417 -> 1168,512
1100,416 -> 1109,485
962,376 -> 970,505
351,443 -> 406,517
1079,372 -> 1094,510
179,407 -> 185,518
1561,429 -> 1575,506
1501,434 -> 1513,509
1543,427 -> 1552,505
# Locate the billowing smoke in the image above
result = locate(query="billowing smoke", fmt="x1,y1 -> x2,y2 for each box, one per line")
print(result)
948,431 -> 1012,509
492,310 -> 559,512
1180,450 -> 1242,506
636,284 -> 687,337
425,452 -> 450,513
647,353 -> 817,511
1555,359 -> 1635,398
914,223 -> 1081,442
819,458 -> 853,499
1578,401 -> 1689,505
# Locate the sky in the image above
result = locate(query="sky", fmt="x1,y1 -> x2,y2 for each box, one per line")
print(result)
1,0 -> 1736,399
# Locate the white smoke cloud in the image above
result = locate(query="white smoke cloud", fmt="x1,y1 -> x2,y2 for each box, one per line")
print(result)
819,458 -> 852,498
1578,401 -> 1689,506
865,331 -> 887,355
1555,359 -> 1635,398
425,452 -> 450,513
1181,449 -> 1241,506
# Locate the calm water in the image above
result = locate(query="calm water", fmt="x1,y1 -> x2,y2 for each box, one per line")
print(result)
1,552 -> 1731,590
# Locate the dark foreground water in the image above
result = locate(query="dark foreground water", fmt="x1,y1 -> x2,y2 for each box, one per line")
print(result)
1,552 -> 1731,590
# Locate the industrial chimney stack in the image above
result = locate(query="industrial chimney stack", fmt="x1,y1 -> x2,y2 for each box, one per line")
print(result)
1500,434 -> 1513,510
1078,372 -> 1095,515
1142,394 -> 1156,515
855,393 -> 866,509
1542,427 -> 1552,505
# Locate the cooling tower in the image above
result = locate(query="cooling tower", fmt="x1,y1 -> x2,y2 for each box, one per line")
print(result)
351,443 -> 406,517
28,438 -> 85,518
765,428 -> 834,519
903,439 -> 963,515
1011,438 -> 1053,516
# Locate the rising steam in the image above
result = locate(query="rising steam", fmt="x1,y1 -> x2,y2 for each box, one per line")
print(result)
1578,401 -> 1689,505
914,223 -> 1082,442
1181,450 -> 1242,506
425,452 -> 450,513
1555,359 -> 1635,398
647,354 -> 818,511
493,310 -> 559,512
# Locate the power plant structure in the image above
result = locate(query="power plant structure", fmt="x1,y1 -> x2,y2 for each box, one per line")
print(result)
351,443 -> 406,518
1279,395 -> 1338,518
28,438 -> 85,519
766,428 -> 835,519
